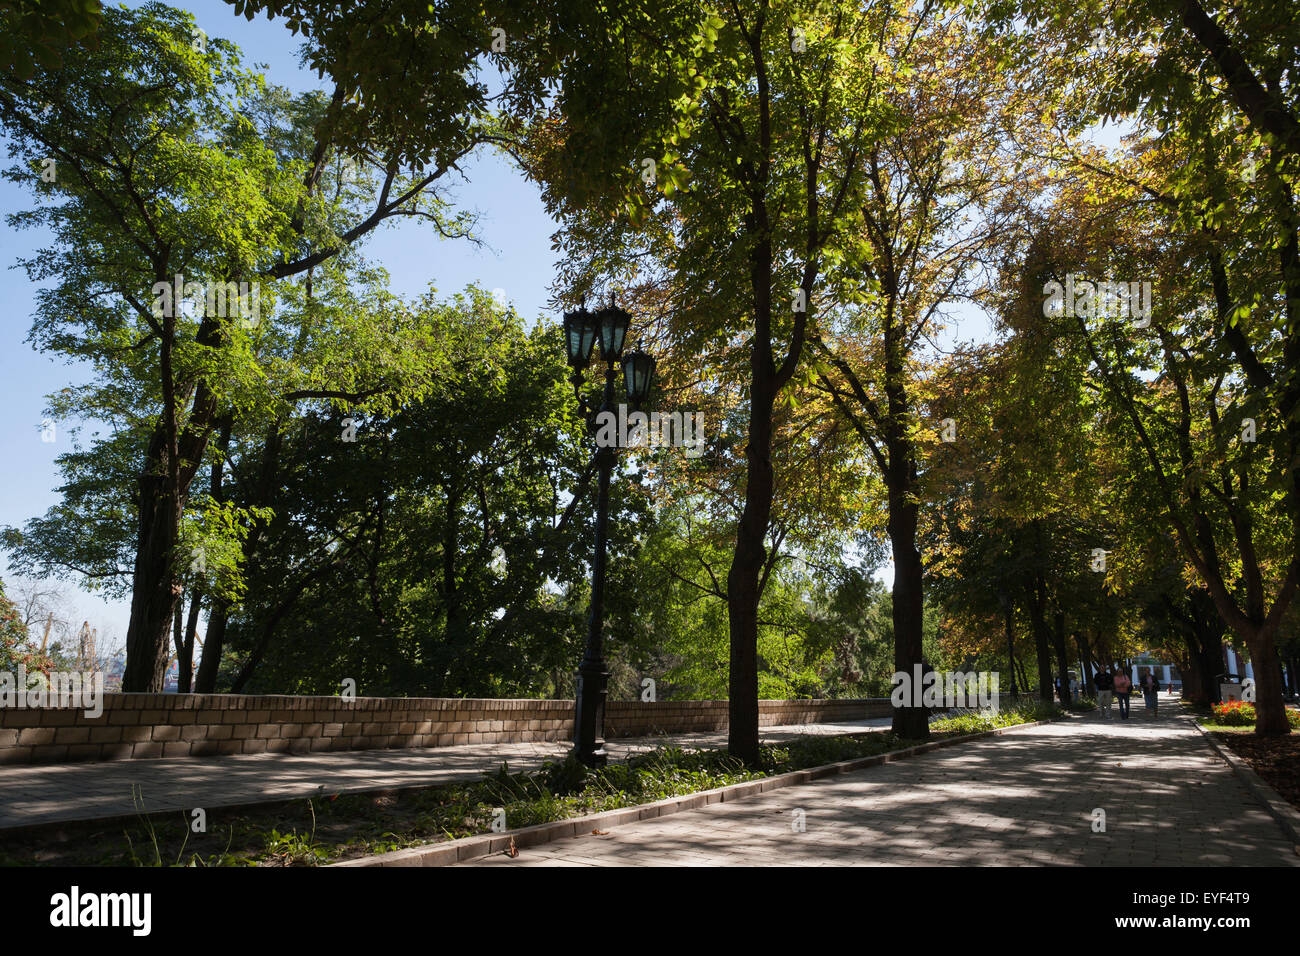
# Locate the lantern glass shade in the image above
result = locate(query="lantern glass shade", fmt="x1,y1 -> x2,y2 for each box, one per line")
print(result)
563,307 -> 598,368
622,351 -> 656,404
595,305 -> 630,361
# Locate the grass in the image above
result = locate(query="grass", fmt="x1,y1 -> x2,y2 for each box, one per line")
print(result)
1185,699 -> 1300,733
0,701 -> 1062,867
1196,722 -> 1254,733
928,699 -> 1063,735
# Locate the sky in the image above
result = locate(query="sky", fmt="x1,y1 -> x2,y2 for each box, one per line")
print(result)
0,0 -> 561,649
0,1 -> 1127,651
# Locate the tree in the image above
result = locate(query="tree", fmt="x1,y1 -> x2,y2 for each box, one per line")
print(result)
1,4 -> 477,689
189,290 -> 635,697
809,8 -> 1041,732
0,0 -> 102,80
0,578 -> 58,675
521,0 -> 907,763
989,0 -> 1298,735
922,323 -> 1127,708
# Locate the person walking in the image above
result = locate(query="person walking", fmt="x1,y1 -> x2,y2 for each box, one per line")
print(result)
1113,668 -> 1132,719
1140,671 -> 1160,715
1094,664 -> 1114,718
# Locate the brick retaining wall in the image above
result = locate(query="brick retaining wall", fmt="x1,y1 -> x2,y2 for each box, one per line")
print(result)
606,698 -> 892,737
0,695 -> 891,765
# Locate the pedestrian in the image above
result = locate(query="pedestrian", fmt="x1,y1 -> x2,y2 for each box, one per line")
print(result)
1140,671 -> 1160,715
1094,664 -> 1114,718
1113,668 -> 1131,719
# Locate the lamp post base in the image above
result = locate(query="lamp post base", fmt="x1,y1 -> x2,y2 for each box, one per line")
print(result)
573,661 -> 609,768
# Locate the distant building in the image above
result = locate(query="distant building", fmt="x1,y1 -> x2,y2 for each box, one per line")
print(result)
1129,652 -> 1180,691
1222,646 -> 1254,682
102,655 -> 125,694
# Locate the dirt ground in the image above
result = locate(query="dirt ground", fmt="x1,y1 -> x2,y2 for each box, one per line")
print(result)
1215,732 -> 1300,812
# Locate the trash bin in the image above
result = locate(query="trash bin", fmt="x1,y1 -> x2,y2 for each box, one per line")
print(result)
1219,674 -> 1242,702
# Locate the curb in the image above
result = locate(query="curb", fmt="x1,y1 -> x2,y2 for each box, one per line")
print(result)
331,716 -> 1059,867
1188,715 -> 1300,847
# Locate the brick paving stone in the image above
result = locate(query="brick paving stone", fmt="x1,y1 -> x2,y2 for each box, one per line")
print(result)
457,712 -> 1300,867
0,718 -> 888,830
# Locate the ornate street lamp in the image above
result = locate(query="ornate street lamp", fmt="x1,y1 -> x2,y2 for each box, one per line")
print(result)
563,304 -> 598,368
621,350 -> 655,404
594,303 -> 630,360
564,294 -> 654,767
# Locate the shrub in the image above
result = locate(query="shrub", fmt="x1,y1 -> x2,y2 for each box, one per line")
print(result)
1211,700 -> 1256,726
928,699 -> 1062,735
1208,701 -> 1300,729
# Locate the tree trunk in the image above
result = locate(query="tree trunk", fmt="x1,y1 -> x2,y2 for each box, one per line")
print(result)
194,601 -> 228,694
178,591 -> 201,694
171,601 -> 183,687
191,416 -> 234,692
1051,611 -> 1072,706
1025,582 -> 1054,702
726,375 -> 775,766
1243,631 -> 1290,735
441,475 -> 462,654
1076,632 -> 1095,691
123,473 -> 181,691
122,357 -> 221,690
1004,604 -> 1018,695
1013,653 -> 1030,699
890,497 -> 927,738
1184,592 -> 1225,706
1180,634 -> 1206,705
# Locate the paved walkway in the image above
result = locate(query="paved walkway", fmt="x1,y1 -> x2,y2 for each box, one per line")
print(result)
0,719 -> 890,830
460,711 -> 1300,866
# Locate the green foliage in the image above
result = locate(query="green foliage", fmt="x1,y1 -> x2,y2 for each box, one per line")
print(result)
1208,701 -> 1300,730
0,578 -> 56,673
217,288 -> 638,696
928,699 -> 1064,736
2,2 -> 508,688
0,0 -> 102,80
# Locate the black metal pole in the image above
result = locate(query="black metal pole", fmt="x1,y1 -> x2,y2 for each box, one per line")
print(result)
574,361 -> 616,767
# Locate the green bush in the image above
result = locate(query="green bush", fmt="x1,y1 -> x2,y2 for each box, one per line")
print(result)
928,699 -> 1062,735
1211,701 -> 1258,726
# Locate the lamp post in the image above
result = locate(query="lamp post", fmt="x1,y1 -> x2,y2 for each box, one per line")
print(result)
563,295 -> 655,767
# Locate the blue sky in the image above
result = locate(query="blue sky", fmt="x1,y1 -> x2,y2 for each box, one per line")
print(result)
0,0 -> 560,648
1,1 -> 1110,651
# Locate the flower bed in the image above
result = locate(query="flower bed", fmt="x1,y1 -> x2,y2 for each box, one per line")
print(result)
1209,700 -> 1300,729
